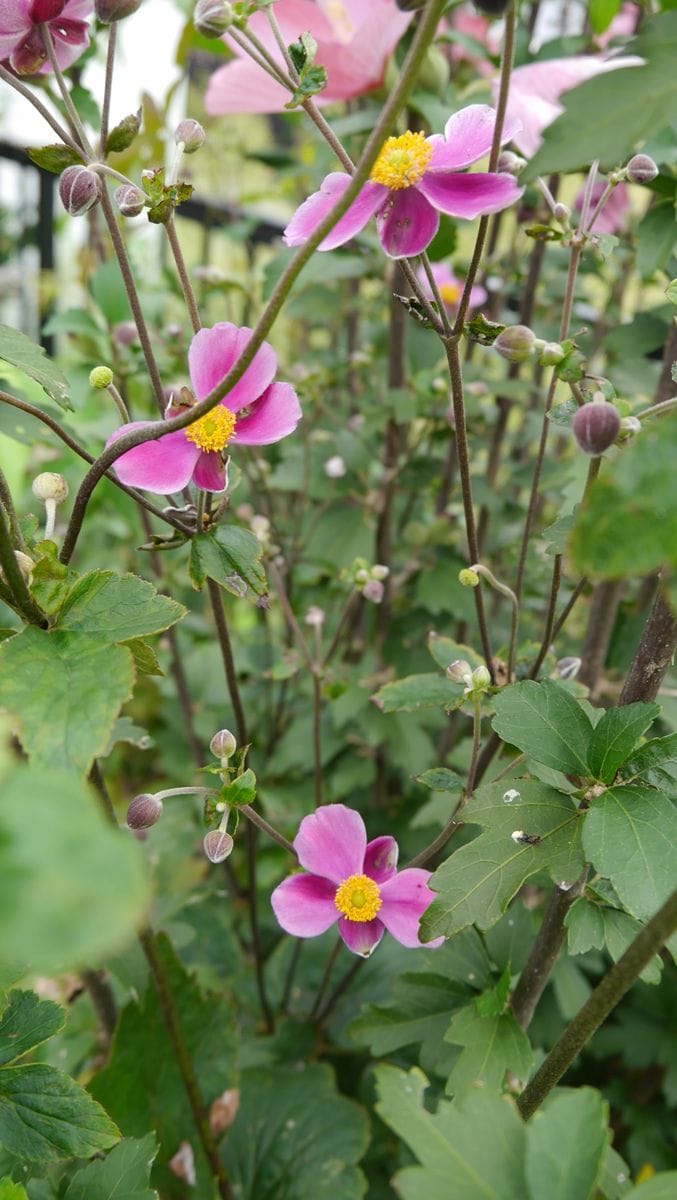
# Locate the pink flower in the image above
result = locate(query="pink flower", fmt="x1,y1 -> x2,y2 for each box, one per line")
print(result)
106,323 -> 302,494
574,180 -> 630,235
417,261 -> 487,314
205,0 -> 412,116
0,0 -> 93,75
284,105 -> 523,260
596,2 -> 638,49
270,803 -> 444,958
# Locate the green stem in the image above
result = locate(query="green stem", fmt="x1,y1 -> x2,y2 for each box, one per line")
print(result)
0,505 -> 46,626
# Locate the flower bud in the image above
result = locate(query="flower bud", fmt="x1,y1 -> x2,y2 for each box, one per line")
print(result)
209,1089 -> 240,1136
59,166 -> 101,217
96,0 -> 143,20
619,415 -> 641,438
210,728 -> 237,759
304,605 -> 325,628
626,154 -> 658,184
203,829 -> 234,863
497,150 -> 525,176
371,564 -> 390,582
354,567 -> 370,585
194,0 -> 233,36
113,321 -> 138,346
31,472 -> 69,503
471,664 -> 491,691
9,551 -> 34,582
447,659 -> 473,685
572,401 -> 621,455
324,455 -> 346,478
175,119 -> 205,153
126,793 -> 163,829
362,579 -> 384,604
553,202 -> 570,225
114,183 -> 146,218
494,325 -> 537,363
169,1141 -> 196,1186
89,365 -> 114,389
539,341 -> 565,366
459,568 -> 480,588
556,656 -> 581,680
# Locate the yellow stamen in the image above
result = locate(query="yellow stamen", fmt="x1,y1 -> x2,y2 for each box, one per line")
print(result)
334,873 -> 382,923
185,406 -> 236,453
370,131 -> 432,191
439,282 -> 461,306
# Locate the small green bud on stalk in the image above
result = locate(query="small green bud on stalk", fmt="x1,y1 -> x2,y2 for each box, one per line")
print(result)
127,793 -> 163,829
194,0 -> 233,36
471,665 -> 491,691
59,166 -> 101,217
203,829 -> 234,863
539,341 -> 565,366
572,400 -> 621,455
459,567 -> 480,588
210,728 -> 237,760
0,550 -> 34,586
626,154 -> 658,184
89,365 -> 114,389
553,202 -> 570,225
175,119 -> 205,153
494,324 -> 537,364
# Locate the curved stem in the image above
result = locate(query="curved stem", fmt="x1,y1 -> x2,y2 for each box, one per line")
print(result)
0,63 -> 81,153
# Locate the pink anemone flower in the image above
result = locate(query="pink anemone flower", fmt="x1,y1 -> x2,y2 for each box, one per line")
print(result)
205,0 -> 412,116
417,261 -> 487,314
574,180 -> 630,235
0,0 -> 93,75
106,322 -> 302,494
270,803 -> 444,958
283,105 -> 523,260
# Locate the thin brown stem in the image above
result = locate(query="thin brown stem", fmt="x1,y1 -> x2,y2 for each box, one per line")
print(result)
165,218 -> 202,334
510,869 -> 588,1030
0,467 -> 25,550
207,579 -> 247,746
99,21 -> 117,156
0,63 -> 81,153
310,936 -> 343,1020
240,804 -> 295,855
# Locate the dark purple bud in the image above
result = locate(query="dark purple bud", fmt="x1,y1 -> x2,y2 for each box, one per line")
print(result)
126,793 -> 163,829
572,402 -> 621,455
194,0 -> 233,36
175,119 -> 205,153
626,154 -> 658,184
95,0 -> 143,21
58,166 -> 101,217
114,183 -> 146,218
113,321 -> 139,346
203,829 -> 234,863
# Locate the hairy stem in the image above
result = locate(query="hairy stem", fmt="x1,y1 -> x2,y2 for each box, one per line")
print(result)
510,870 -> 588,1030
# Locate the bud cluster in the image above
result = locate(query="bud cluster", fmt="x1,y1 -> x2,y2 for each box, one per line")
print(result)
447,659 -> 491,697
352,559 -> 389,604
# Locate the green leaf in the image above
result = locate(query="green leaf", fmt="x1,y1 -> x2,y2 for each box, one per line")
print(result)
421,782 -> 584,940
371,672 -> 464,714
445,1007 -> 533,1094
0,991 -> 64,1067
0,1180 -> 28,1199
104,109 -> 142,155
102,716 -> 153,757
492,680 -> 593,775
666,278 -> 677,304
375,1065 -> 527,1200
414,768 -> 464,792
426,634 -> 484,672
565,898 -> 607,955
621,733 -> 677,797
583,786 -> 677,921
55,571 -> 186,641
625,1176 -> 677,1199
636,202 -> 677,278
0,1064 -> 119,1163
25,145 -> 83,174
525,1088 -> 608,1200
350,973 -> 471,1067
0,629 -> 135,776
189,527 -> 267,599
602,908 -> 663,984
0,326 -> 71,410
589,0 -> 621,33
122,639 -> 163,677
63,1134 -> 159,1200
587,703 -> 659,784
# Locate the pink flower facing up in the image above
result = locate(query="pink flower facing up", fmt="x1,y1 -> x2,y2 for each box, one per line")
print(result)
106,322 -> 302,494
205,0 -> 412,116
417,261 -> 487,315
0,0 -> 93,75
283,105 -> 523,260
271,803 -> 444,958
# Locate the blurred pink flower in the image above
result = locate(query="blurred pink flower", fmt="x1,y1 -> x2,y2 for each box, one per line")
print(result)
417,261 -> 487,314
596,2 -> 638,49
0,0 -> 93,74
205,0 -> 412,116
271,803 -> 444,957
574,180 -> 630,235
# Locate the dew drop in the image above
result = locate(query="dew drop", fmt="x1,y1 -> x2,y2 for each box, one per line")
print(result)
503,788 -> 520,803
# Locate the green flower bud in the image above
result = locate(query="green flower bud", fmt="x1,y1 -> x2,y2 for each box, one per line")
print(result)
89,365 -> 114,389
494,325 -> 537,364
459,568 -> 480,588
539,341 -> 565,366
31,472 -> 69,503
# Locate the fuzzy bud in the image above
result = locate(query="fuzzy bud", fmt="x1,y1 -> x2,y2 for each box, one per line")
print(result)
9,551 -> 34,582
626,154 -> 658,184
209,1089 -> 240,1135
553,202 -> 570,225
447,659 -> 473,685
59,166 -> 101,217
324,455 -> 346,478
619,415 -> 641,439
572,401 -> 621,455
210,728 -> 237,759
114,183 -> 146,218
539,341 -> 565,366
203,829 -> 234,863
362,579 -> 384,604
95,0 -> 143,20
113,321 -> 139,346
89,365 -> 114,389
556,656 -> 581,680
194,0 -> 233,36
126,793 -> 163,829
371,564 -> 390,582
32,472 -> 69,503
175,119 -> 205,153
459,568 -> 480,588
471,664 -> 491,691
494,324 -> 537,363
304,605 -> 325,628
497,150 -> 525,176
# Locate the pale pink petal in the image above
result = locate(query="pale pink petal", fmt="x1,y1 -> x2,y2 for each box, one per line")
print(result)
293,804 -> 367,885
376,188 -> 439,258
192,450 -> 228,492
106,422 -> 199,493
575,180 -> 629,235
314,4 -> 412,102
188,323 -> 277,413
379,868 -> 444,948
418,170 -> 521,219
283,174 -> 387,253
271,873 -> 338,937
427,105 -> 522,172
205,58 -> 292,116
249,0 -> 333,45
233,382 -> 302,446
468,283 -> 488,310
338,916 -> 384,957
363,836 -> 398,883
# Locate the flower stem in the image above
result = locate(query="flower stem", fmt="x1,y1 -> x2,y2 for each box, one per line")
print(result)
165,217 -> 202,334
240,805 -> 295,855
39,24 -> 93,155
99,20 -> 117,156
0,63 -> 81,153
310,936 -> 343,1020
466,695 -> 482,797
0,504 -> 46,627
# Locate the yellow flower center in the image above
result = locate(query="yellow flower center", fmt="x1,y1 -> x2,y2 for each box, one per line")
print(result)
334,873 -> 382,923
439,282 -> 461,306
370,131 -> 432,191
184,406 -> 236,453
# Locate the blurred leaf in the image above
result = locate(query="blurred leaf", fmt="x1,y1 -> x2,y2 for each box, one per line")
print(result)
602,908 -> 663,984
122,639 -> 163,677
0,991 -> 64,1067
64,1134 -> 159,1200
525,1088 -> 608,1200
0,1065 -> 118,1164
445,1006 -> 532,1094
587,703 -> 659,784
0,326 -> 71,410
624,1175 -> 677,1199
89,259 -> 131,325
55,571 -> 186,641
426,634 -> 484,671
588,0 -> 621,33
636,202 -> 677,278
350,973 -> 471,1064
371,673 -> 464,714
492,681 -> 593,774
583,785 -> 677,921
0,1181 -> 27,1199
621,733 -> 677,797
190,528 -> 267,599
415,768 -> 464,792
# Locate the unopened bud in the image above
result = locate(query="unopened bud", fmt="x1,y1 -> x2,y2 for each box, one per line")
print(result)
362,579 -> 384,604
89,365 -> 114,389
497,150 -> 525,176
209,1089 -> 240,1135
556,656 -> 581,680
114,183 -> 146,218
372,564 -> 390,581
169,1141 -> 196,1185
113,321 -> 138,346
626,154 -> 658,185
32,472 -> 69,503
354,567 -> 370,585
203,829 -> 234,863
194,0 -> 233,36
5,550 -> 34,583
447,659 -> 473,685
494,324 -> 537,363
175,119 -> 205,153
126,793 -> 163,829
471,664 -> 491,690
210,728 -> 237,759
304,605 -> 325,627
572,401 -> 621,455
539,341 -> 565,366
95,0 -> 142,20
473,0 -> 510,12
250,515 -> 270,542
324,455 -> 346,478
59,166 -> 101,217
620,415 -> 641,438
459,568 -> 480,588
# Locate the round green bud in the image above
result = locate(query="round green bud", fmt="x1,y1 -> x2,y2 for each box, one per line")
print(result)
459,568 -> 480,588
89,365 -> 114,389
494,325 -> 537,364
32,472 -> 69,503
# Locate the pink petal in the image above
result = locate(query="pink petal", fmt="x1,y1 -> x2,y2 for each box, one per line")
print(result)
376,188 -> 439,259
418,170 -> 521,220
271,873 -> 338,937
283,173 -> 387,253
364,836 -> 399,883
106,421 -> 199,493
205,58 -> 292,116
0,1 -> 29,56
188,323 -> 277,413
468,283 -> 488,311
293,804 -> 367,885
233,382 -> 301,446
192,450 -> 228,492
338,916 -> 384,957
427,105 -> 522,172
379,868 -> 444,949
314,4 -> 412,102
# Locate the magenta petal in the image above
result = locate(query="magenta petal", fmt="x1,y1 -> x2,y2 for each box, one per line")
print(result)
378,868 -> 443,949
364,836 -> 399,883
106,422 -> 199,493
427,104 -> 522,172
338,917 -> 384,958
418,171 -> 521,220
283,173 -> 387,253
233,382 -> 302,446
192,451 -> 227,492
271,873 -> 338,937
376,188 -> 439,259
188,323 -> 277,414
293,804 -> 367,885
